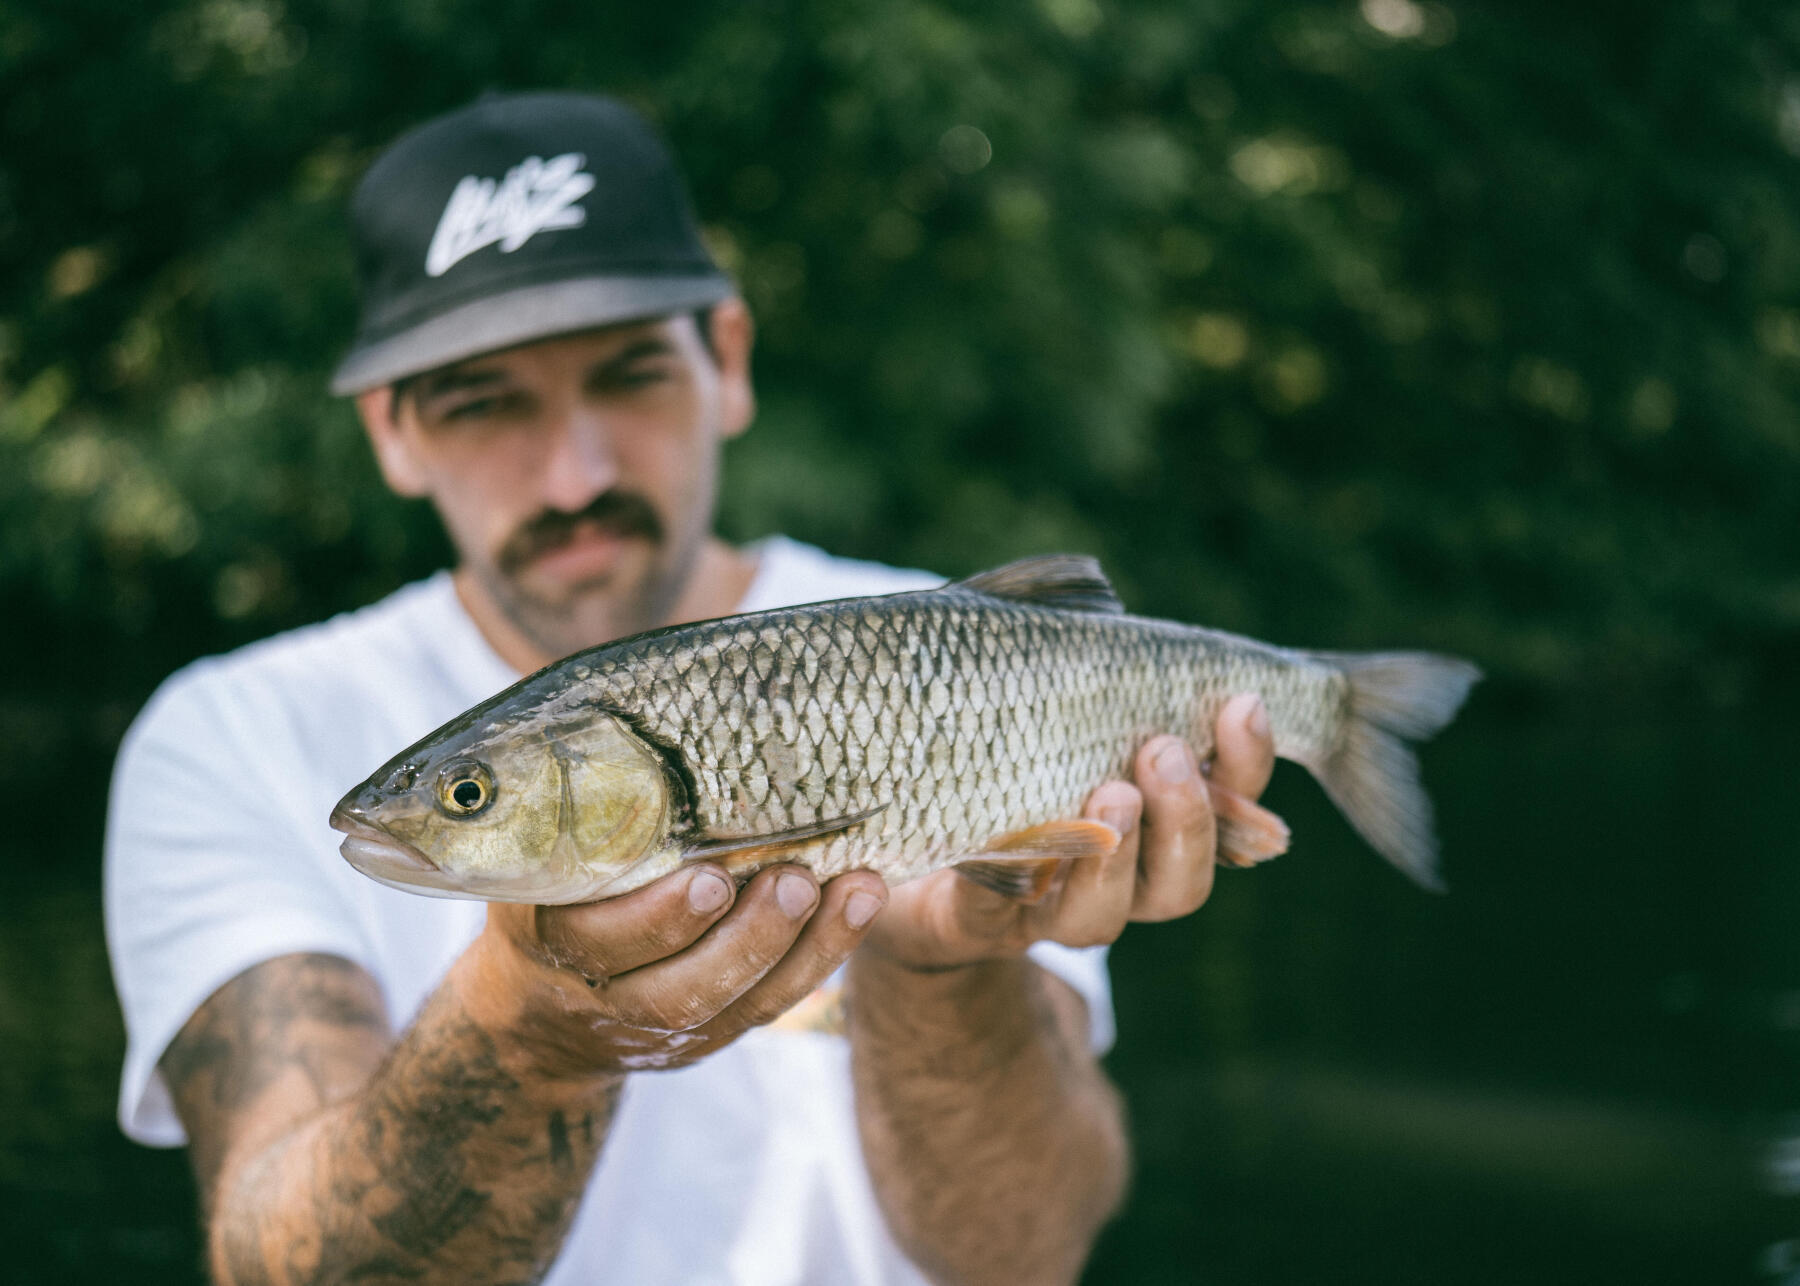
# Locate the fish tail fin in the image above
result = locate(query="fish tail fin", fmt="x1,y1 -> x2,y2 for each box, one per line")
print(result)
1301,650 -> 1482,892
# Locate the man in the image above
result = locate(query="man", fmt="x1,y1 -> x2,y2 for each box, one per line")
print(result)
105,91 -> 1281,1285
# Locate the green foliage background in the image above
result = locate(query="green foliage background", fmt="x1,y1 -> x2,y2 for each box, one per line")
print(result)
6,0 -> 1798,725
6,6 -> 1799,1282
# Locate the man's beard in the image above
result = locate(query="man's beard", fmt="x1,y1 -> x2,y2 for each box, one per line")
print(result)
476,489 -> 695,661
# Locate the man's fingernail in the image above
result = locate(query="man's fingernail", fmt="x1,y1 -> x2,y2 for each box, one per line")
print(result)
689,870 -> 731,914
1154,739 -> 1195,784
776,871 -> 818,918
1246,695 -> 1270,739
845,890 -> 885,928
1099,803 -> 1133,836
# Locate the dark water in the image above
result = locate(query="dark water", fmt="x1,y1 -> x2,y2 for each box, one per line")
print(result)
2,699 -> 1792,1284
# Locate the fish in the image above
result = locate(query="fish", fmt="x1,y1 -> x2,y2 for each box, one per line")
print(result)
329,555 -> 1480,905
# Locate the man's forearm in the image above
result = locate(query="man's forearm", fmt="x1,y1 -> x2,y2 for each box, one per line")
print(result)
848,953 -> 1129,1286
209,950 -> 621,1286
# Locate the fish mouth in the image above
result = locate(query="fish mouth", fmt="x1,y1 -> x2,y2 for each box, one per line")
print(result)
327,798 -> 596,904
328,805 -> 452,889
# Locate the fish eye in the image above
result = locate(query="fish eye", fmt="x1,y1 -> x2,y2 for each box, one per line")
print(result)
436,761 -> 496,818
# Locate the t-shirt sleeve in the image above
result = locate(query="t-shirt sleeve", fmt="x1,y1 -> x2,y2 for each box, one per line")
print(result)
1025,942 -> 1116,1054
104,663 -> 377,1147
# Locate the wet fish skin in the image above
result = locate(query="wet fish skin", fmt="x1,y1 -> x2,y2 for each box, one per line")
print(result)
330,556 -> 1480,904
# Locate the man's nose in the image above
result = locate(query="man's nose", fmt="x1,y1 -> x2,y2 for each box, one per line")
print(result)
539,407 -> 621,510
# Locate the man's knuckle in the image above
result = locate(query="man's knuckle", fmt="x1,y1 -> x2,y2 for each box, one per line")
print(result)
1147,780 -> 1209,823
629,918 -> 691,964
626,988 -> 711,1033
734,989 -> 799,1031
665,989 -> 719,1031
547,936 -> 612,981
536,911 -> 597,970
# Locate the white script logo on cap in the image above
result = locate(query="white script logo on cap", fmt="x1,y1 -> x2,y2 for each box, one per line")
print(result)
425,153 -> 597,278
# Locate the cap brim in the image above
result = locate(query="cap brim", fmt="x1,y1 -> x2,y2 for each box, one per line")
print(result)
329,273 -> 735,395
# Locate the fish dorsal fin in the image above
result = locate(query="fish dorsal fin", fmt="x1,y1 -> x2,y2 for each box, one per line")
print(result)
954,555 -> 1124,614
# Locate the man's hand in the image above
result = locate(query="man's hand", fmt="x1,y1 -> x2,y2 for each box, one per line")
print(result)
860,692 -> 1281,970
471,861 -> 890,1077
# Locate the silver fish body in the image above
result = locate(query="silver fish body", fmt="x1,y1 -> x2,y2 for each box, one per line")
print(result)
331,556 -> 1479,903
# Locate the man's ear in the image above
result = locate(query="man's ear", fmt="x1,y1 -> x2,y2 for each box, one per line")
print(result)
354,388 -> 430,497
707,297 -> 756,440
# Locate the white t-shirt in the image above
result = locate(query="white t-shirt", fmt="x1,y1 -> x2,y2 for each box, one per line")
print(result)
105,535 -> 1113,1286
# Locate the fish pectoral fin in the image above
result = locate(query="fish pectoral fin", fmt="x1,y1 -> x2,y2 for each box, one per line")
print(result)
680,804 -> 889,866
955,819 -> 1124,904
954,555 -> 1124,614
1207,781 -> 1291,869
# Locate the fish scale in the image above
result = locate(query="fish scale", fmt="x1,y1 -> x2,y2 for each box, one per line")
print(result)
331,555 -> 1481,904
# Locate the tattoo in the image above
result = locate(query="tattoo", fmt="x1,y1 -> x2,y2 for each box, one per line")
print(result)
353,1012 -> 516,1261
163,955 -> 384,1108
165,954 -> 624,1285
547,1111 -> 573,1171
161,954 -> 389,1210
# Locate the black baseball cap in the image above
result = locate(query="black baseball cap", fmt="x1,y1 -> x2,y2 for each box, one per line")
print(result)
330,91 -> 733,396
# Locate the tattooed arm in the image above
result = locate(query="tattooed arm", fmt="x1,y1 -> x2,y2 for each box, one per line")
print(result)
161,860 -> 887,1286
163,950 -> 617,1286
849,697 -> 1280,1286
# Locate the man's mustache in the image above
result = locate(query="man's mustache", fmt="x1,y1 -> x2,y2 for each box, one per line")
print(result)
496,490 -> 665,576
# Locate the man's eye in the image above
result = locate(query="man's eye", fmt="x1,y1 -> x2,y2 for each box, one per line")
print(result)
599,365 -> 673,392
439,394 -> 524,422
441,398 -> 499,420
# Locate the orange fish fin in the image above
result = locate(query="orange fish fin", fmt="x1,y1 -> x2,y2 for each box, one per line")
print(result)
681,804 -> 887,866
956,857 -> 1064,903
1207,781 -> 1290,869
981,818 -> 1122,861
954,819 -> 1123,903
708,848 -> 786,878
955,555 -> 1124,614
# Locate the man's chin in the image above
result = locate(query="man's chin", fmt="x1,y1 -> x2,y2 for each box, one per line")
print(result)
498,569 -> 663,656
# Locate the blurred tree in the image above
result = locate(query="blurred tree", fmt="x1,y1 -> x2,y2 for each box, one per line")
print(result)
2,0 -> 1798,717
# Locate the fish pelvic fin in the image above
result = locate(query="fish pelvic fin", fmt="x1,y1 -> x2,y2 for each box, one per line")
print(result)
955,555 -> 1125,614
957,859 -> 1063,903
1208,781 -> 1291,868
955,818 -> 1123,903
1304,650 -> 1482,892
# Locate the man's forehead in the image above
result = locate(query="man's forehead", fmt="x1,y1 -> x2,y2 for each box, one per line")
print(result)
408,315 -> 691,392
